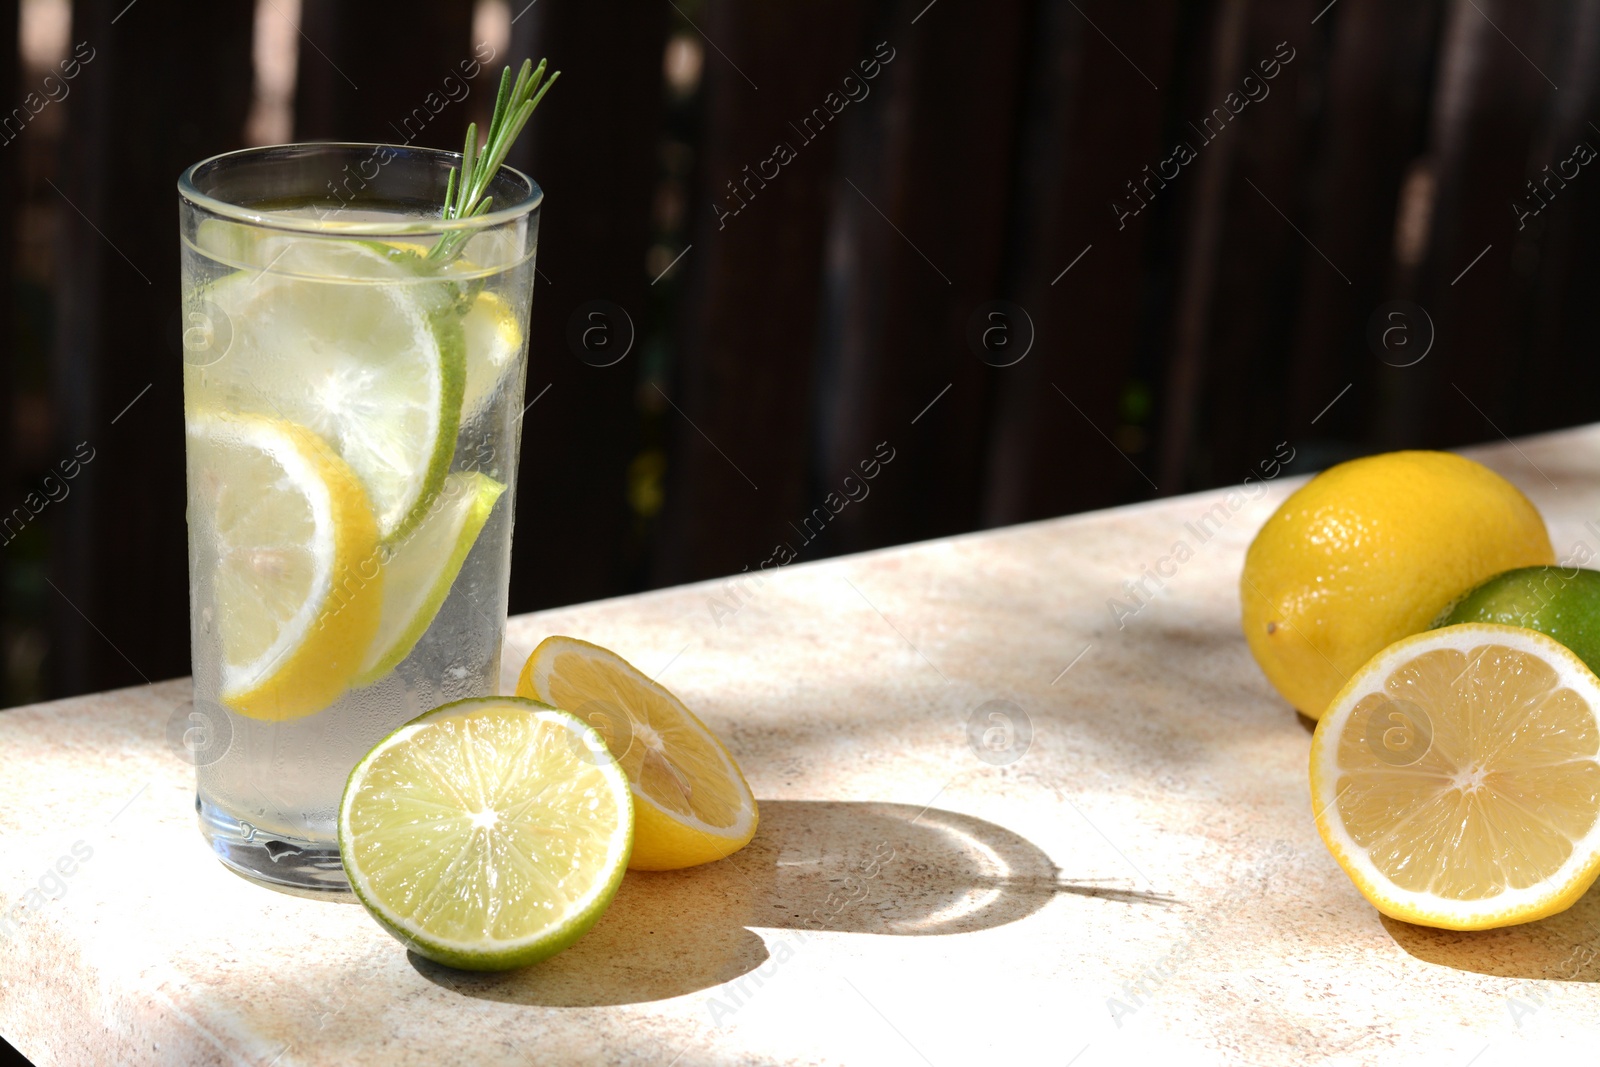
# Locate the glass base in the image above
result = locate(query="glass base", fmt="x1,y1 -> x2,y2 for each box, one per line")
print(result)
198,795 -> 351,896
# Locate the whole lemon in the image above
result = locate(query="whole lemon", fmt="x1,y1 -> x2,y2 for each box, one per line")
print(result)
1240,451 -> 1553,718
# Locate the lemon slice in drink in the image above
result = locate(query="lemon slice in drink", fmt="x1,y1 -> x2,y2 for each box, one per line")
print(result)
186,238 -> 464,539
1311,623 -> 1600,930
352,472 -> 506,687
460,290 -> 523,423
339,697 -> 633,971
516,636 -> 758,870
185,413 -> 383,721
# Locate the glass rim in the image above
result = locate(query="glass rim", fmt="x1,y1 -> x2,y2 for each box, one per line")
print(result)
177,141 -> 543,236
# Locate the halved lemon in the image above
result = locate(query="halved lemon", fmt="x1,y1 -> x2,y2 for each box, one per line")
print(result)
185,413 -> 382,721
1311,623 -> 1600,929
339,697 -> 633,971
351,472 -> 506,687
186,238 -> 464,539
516,636 -> 758,870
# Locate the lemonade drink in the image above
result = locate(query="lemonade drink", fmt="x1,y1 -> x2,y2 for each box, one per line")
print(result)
177,145 -> 540,892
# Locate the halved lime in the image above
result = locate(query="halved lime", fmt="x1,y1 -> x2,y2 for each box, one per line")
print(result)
339,697 -> 634,970
185,413 -> 383,720
186,238 -> 465,539
352,472 -> 506,687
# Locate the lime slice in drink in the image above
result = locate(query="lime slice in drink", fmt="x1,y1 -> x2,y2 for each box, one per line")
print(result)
352,472 -> 506,687
186,413 -> 383,721
460,290 -> 524,423
339,697 -> 634,971
187,237 -> 465,539
194,218 -> 268,268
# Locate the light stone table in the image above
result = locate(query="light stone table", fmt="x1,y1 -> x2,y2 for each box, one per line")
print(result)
6,427 -> 1600,1066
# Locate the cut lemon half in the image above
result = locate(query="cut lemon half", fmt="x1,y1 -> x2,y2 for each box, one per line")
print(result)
186,238 -> 464,539
339,697 -> 633,971
461,289 -> 523,423
1310,623 -> 1600,930
516,636 -> 758,870
352,472 -> 506,687
185,413 -> 382,721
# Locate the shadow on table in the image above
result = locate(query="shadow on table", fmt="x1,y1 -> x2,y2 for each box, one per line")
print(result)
1381,883 -> 1600,981
411,799 -> 1173,1007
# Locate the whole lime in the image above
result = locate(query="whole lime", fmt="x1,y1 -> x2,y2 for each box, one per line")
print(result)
1434,567 -> 1600,676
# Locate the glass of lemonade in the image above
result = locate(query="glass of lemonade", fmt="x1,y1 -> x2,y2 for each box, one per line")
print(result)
177,144 -> 540,893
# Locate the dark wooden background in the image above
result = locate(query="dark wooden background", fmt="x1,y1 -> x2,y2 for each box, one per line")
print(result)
2,0 -> 1597,703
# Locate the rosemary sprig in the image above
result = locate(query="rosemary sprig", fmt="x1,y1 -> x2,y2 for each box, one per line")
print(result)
428,58 -> 558,263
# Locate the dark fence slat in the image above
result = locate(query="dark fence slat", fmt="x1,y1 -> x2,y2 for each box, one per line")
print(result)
1188,0 -> 1331,487
1400,0 -> 1559,448
982,0 -> 1182,524
505,1 -> 668,611
54,0 -> 256,695
294,0 -> 475,149
1280,0 -> 1446,452
0,0 -> 16,671
1155,0 -> 1254,492
1500,0 -> 1600,440
1528,0 -> 1600,439
650,0 -> 868,586
812,0 -> 1030,557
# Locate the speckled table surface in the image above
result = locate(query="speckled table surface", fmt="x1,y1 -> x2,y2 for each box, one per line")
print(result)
5,427 -> 1600,1066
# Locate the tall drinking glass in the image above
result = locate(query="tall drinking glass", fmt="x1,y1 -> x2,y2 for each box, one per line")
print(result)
177,144 -> 540,893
